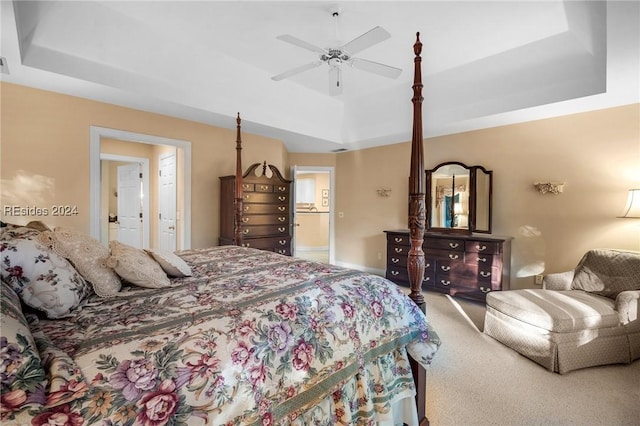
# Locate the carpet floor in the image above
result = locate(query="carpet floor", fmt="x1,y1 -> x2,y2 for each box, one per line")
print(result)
422,291 -> 640,426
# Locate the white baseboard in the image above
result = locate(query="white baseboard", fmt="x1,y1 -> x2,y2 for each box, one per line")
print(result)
296,246 -> 329,252
335,261 -> 385,277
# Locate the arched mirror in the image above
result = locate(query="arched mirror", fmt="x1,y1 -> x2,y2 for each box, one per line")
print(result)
426,162 -> 492,234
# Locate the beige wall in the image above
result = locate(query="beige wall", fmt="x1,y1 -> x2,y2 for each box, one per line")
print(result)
332,104 -> 640,289
2,83 -> 638,290
0,83 -> 287,249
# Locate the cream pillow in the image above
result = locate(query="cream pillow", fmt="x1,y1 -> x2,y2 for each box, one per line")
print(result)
108,241 -> 170,289
146,249 -> 192,277
39,227 -> 121,297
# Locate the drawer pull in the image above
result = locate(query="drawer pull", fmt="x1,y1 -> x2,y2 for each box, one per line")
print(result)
278,227 -> 285,233
441,266 -> 451,272
244,194 -> 250,200
278,206 -> 286,211
277,249 -> 286,254
423,276 -> 431,282
242,184 -> 251,189
279,240 -> 287,245
243,206 -> 250,212
480,286 -> 491,293
243,229 -> 250,234
426,263 -> 430,268
278,186 -> 286,192
449,254 -> 459,260
260,185 -> 269,190
391,270 -> 399,276
477,244 -> 487,251
278,217 -> 286,222
440,280 -> 451,286
394,237 -> 403,243
394,248 -> 404,253
449,242 -> 460,249
242,217 -> 250,223
391,258 -> 400,264
480,271 -> 491,278
278,196 -> 286,202
477,257 -> 487,263
243,243 -> 250,247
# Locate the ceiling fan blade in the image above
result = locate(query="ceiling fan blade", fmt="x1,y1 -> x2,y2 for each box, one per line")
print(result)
341,26 -> 391,56
271,61 -> 323,81
328,66 -> 342,96
276,34 -> 327,54
350,58 -> 402,79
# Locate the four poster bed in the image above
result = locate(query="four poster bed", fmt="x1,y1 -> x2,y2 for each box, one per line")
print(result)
1,35 -> 438,425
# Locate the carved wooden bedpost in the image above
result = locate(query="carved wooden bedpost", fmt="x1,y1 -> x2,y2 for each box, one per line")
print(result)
408,33 -> 426,309
408,32 -> 429,426
234,113 -> 244,247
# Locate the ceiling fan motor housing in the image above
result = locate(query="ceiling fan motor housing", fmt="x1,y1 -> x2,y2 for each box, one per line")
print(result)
322,49 -> 350,68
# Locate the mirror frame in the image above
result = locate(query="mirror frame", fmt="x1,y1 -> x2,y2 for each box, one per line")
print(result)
425,161 -> 493,234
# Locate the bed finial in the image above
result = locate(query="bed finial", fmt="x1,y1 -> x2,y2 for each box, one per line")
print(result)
408,31 -> 426,308
235,113 -> 244,246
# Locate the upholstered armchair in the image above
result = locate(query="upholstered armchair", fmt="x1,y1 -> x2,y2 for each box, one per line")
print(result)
484,249 -> 640,374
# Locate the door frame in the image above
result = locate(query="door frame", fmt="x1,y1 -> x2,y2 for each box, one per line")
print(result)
89,126 -> 192,249
291,166 -> 335,265
101,154 -> 150,248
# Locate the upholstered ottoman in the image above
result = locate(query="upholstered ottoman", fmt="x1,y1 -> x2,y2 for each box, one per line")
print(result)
484,289 -> 635,374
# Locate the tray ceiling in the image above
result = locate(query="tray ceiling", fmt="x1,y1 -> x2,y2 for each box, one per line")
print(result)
2,1 -> 638,152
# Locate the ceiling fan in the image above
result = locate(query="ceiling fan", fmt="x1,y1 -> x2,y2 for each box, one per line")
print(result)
271,8 -> 402,96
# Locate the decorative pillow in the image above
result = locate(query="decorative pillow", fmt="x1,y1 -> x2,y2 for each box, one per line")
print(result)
0,224 -> 41,241
0,235 -> 90,318
0,281 -> 46,417
108,241 -> 170,288
26,221 -> 52,232
571,249 -> 640,298
39,227 -> 121,298
145,248 -> 192,277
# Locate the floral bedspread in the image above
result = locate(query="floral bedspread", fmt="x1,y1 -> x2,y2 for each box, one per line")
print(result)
10,246 -> 440,425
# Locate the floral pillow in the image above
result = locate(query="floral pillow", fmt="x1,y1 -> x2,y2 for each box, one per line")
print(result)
39,227 -> 121,298
108,241 -> 170,289
0,234 -> 90,318
0,281 -> 46,419
145,248 -> 192,277
0,224 -> 41,241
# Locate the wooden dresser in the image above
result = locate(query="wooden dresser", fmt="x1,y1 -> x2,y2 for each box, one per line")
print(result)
220,163 -> 292,255
384,230 -> 511,302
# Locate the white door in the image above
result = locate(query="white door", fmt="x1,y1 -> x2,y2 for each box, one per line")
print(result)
158,152 -> 177,251
117,163 -> 143,248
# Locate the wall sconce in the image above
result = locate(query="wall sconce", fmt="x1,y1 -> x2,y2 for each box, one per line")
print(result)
376,188 -> 391,197
533,182 -> 564,194
619,189 -> 640,218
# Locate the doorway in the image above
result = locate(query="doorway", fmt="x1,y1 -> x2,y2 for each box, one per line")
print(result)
291,166 -> 335,264
100,154 -> 150,249
89,126 -> 192,249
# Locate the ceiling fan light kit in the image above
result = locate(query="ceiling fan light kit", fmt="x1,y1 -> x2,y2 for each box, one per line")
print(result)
271,9 -> 402,95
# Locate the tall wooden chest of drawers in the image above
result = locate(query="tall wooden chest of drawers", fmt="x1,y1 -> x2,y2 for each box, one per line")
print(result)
384,230 -> 510,302
219,163 -> 292,255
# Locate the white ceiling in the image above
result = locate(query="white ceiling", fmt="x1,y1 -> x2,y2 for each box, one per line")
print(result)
1,1 -> 638,153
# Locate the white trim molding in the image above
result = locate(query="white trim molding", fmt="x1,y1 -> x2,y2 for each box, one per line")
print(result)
89,126 -> 192,249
